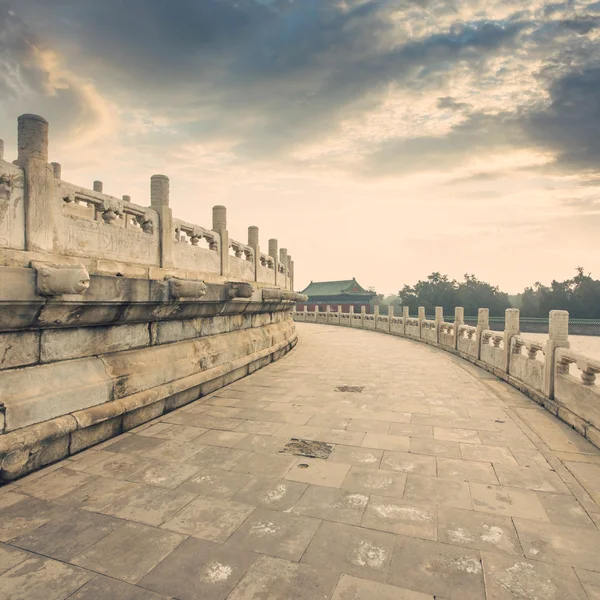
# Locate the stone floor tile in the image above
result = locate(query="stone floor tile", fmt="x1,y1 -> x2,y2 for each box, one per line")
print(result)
342,466 -> 407,499
434,427 -> 481,444
103,433 -> 167,454
514,518 -> 600,570
150,424 -> 208,442
307,415 -> 352,429
10,507 -> 122,561
72,521 -> 185,584
388,536 -> 485,600
318,428 -> 367,446
361,432 -> 410,451
229,507 -> 321,561
512,448 -> 553,470
233,434 -> 289,454
577,569 -> 600,600
331,573 -> 433,600
285,458 -> 351,488
70,575 -> 171,599
203,406 -> 245,418
270,411 -> 314,425
477,431 -> 537,451
15,467 -> 95,500
232,477 -> 308,511
467,408 -> 509,420
470,483 -> 549,521
196,430 -> 250,448
0,555 -> 93,600
179,467 -> 251,499
437,506 -> 521,555
556,451 -> 600,465
234,419 -> 284,435
392,401 -> 430,414
186,445 -> 251,469
101,485 -> 197,526
460,444 -> 518,465
161,495 -> 255,541
54,477 -> 141,513
404,474 -> 472,509
0,496 -> 65,542
347,418 -> 391,434
292,485 -> 369,525
127,460 -> 201,489
133,422 -> 176,437
564,461 -> 600,505
389,423 -> 434,438
380,451 -> 437,476
228,554 -> 339,600
0,543 -> 30,576
436,458 -> 499,485
328,445 -> 383,468
142,439 -> 204,462
62,450 -> 115,472
362,495 -> 437,540
165,414 -> 245,430
86,453 -> 154,480
138,537 -> 257,600
410,438 -> 462,459
232,452 -> 297,478
482,552 -> 588,600
493,464 -> 571,494
537,491 -> 594,527
302,520 -> 395,583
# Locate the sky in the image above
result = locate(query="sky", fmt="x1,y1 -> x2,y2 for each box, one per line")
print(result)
1,0 -> 599,295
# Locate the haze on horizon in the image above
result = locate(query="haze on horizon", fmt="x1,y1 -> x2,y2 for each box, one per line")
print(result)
0,0 -> 599,295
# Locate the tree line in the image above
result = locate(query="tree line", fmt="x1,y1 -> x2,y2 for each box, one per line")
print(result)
374,268 -> 600,319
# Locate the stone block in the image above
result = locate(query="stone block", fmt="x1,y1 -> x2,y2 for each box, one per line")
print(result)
1,357 -> 113,431
40,323 -> 150,362
70,417 -> 123,454
0,331 -> 39,370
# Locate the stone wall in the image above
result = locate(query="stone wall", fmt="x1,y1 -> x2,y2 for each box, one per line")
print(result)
295,305 -> 600,450
0,114 -> 306,481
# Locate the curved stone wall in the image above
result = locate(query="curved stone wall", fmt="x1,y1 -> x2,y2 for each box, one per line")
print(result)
0,114 -> 306,481
295,305 -> 600,450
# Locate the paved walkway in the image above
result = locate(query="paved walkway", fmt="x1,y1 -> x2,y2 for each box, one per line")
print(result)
1,323 -> 600,599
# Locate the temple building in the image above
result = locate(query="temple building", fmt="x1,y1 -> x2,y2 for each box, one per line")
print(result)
297,278 -> 377,314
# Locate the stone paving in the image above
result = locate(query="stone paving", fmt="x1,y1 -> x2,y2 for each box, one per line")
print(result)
1,322 -> 600,599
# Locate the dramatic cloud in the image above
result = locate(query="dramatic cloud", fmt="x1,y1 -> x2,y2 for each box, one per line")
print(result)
1,0 -> 599,293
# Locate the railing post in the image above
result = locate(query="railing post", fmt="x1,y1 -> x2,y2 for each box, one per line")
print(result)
544,310 -> 570,399
248,226 -> 259,282
51,162 -> 61,179
287,255 -> 293,291
387,306 -> 393,332
213,205 -> 228,277
454,307 -> 464,350
435,306 -> 444,344
476,308 -> 489,360
418,306 -> 425,338
349,305 -> 355,327
326,305 -> 331,324
402,306 -> 409,335
151,174 -> 173,268
269,239 -> 279,287
280,248 -> 288,290
290,259 -> 295,291
504,308 -> 520,372
361,305 -> 366,327
17,114 -> 56,253
93,180 -> 103,193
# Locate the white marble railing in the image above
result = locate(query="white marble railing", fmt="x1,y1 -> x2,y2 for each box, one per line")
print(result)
0,114 -> 293,288
294,305 -> 599,449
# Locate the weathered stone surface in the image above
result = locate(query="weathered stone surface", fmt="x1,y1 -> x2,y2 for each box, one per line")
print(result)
0,331 -> 39,370
1,357 -> 112,431
40,323 -> 150,362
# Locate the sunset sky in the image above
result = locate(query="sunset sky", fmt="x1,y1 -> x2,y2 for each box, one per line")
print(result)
1,0 -> 599,294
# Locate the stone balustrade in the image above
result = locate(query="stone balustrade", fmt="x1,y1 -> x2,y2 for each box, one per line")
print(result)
294,305 -> 600,449
0,114 -> 293,288
0,114 -> 305,482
